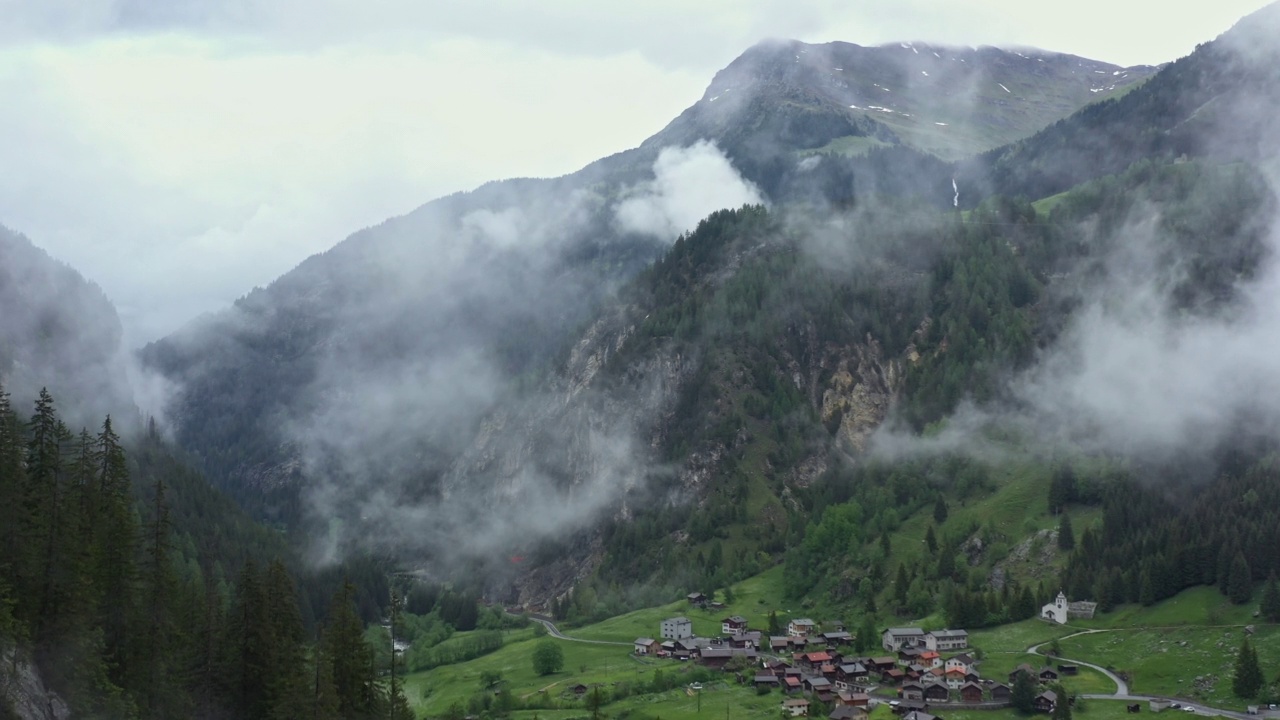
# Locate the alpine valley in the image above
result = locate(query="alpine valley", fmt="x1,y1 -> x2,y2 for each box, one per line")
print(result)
4,4 -> 1280,720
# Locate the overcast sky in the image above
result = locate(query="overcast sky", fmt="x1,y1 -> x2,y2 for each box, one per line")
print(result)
0,0 -> 1271,347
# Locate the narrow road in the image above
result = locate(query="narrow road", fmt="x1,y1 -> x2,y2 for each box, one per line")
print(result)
1028,628 -> 1129,695
526,615 -> 631,646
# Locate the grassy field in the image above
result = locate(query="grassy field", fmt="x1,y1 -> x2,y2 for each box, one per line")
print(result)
569,566 -> 790,643
1057,624 -> 1280,710
1072,587 -> 1260,630
943,699 -> 1153,720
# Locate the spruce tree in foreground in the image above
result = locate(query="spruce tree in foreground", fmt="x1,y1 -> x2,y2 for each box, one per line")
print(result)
1232,636 -> 1263,699
1011,669 -> 1037,714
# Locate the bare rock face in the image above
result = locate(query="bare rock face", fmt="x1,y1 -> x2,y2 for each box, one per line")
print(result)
0,643 -> 70,720
821,335 -> 903,452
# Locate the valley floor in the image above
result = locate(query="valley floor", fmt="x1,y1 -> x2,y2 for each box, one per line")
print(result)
405,580 -> 1279,720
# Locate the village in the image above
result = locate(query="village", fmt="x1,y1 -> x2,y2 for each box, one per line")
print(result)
627,593 -> 1089,720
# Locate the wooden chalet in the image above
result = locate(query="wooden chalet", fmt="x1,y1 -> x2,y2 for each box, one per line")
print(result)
899,647 -> 924,665
823,631 -> 854,646
755,674 -> 782,689
901,682 -> 924,701
923,684 -> 950,702
838,692 -> 871,708
869,656 -> 898,672
830,707 -> 868,720
800,651 -> 834,671
699,646 -> 733,668
894,701 -> 927,715
1033,691 -> 1058,714
783,698 -> 811,717
1008,664 -> 1036,684
806,677 -> 833,695
882,668 -> 906,684
960,682 -> 984,703
634,638 -> 660,655
990,684 -> 1011,702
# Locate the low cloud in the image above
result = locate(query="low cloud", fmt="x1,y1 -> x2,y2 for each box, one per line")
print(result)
615,140 -> 764,240
872,177 -> 1280,466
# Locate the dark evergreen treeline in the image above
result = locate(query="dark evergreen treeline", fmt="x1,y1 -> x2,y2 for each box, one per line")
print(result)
1060,456 -> 1280,610
0,384 -> 407,719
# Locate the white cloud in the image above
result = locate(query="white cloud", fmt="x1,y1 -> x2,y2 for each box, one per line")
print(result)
0,1 -> 1271,347
0,36 -> 702,345
615,140 -> 764,240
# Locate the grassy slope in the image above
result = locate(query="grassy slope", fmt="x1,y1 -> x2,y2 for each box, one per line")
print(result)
570,567 -> 790,643
1054,586 -> 1278,709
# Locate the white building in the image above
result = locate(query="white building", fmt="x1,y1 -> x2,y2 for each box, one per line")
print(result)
881,627 -> 926,651
1042,592 -> 1098,623
924,629 -> 969,651
789,618 -> 816,637
1042,592 -> 1069,624
661,616 -> 693,639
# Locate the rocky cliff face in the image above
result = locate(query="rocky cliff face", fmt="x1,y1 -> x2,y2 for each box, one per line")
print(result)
821,335 -> 904,453
0,643 -> 70,720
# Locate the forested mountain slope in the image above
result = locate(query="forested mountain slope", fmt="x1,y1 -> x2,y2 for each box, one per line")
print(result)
955,1 -> 1280,204
139,2 -> 1280,613
139,39 -> 1149,533
0,226 -> 136,430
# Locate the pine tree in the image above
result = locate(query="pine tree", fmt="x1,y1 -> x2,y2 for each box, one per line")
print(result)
1051,684 -> 1072,720
1260,571 -> 1280,622
135,477 -> 183,719
1057,514 -> 1075,552
92,417 -> 137,686
894,564 -> 910,607
925,525 -> 938,554
324,580 -> 379,718
1011,669 -> 1037,714
0,385 -> 26,607
933,497 -> 949,524
856,616 -> 877,653
1139,567 -> 1155,606
1048,465 -> 1076,514
1232,636 -> 1263,698
264,560 -> 311,720
1228,552 -> 1253,605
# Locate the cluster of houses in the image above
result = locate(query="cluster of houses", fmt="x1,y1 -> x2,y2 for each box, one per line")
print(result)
633,617 -> 1074,717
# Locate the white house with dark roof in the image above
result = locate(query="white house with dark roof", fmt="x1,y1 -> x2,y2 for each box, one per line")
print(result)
722,615 -> 748,635
881,627 -> 926,651
924,629 -> 969,651
660,616 -> 693,639
789,618 -> 817,637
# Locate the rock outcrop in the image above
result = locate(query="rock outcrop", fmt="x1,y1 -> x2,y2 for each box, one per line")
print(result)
0,642 -> 70,720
